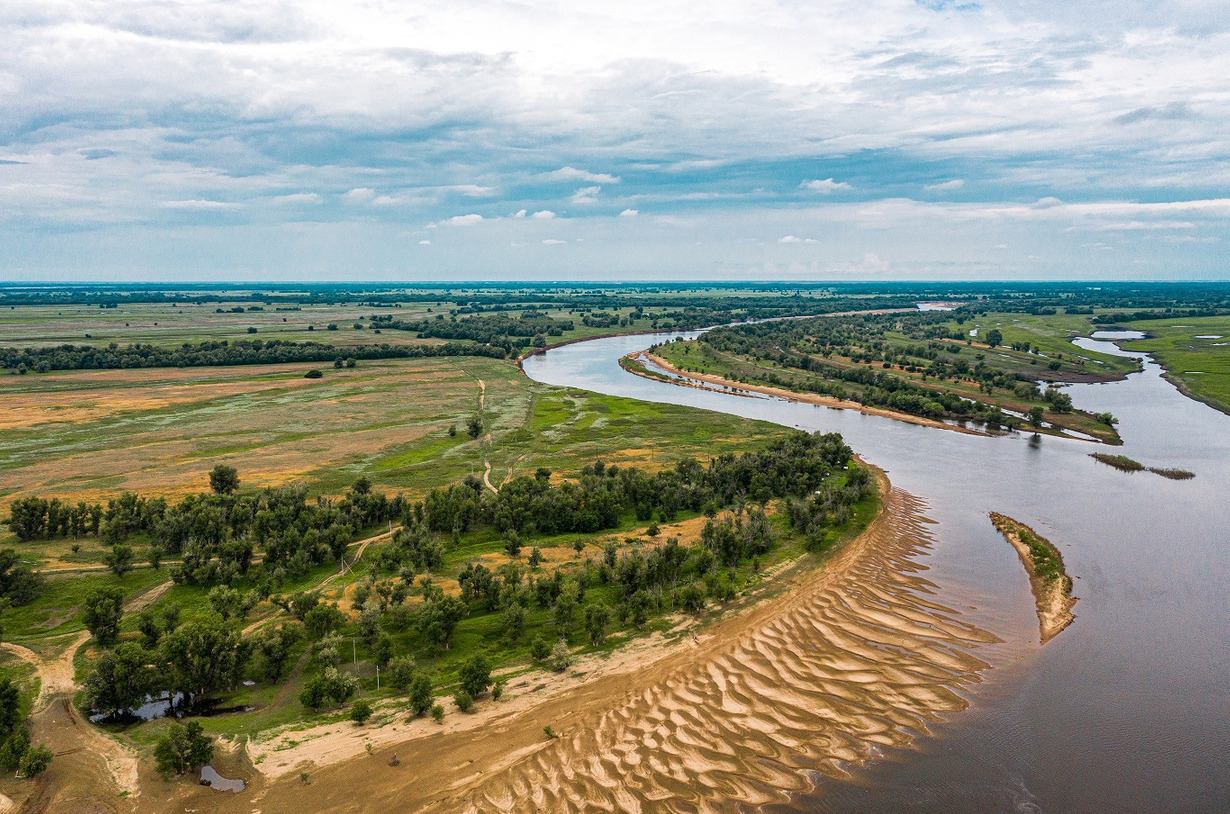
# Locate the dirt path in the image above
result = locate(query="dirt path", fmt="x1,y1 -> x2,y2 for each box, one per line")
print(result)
481,461 -> 498,493
477,379 -> 485,411
186,474 -> 999,814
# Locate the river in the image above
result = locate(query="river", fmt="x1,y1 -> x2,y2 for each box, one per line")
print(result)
522,329 -> 1229,814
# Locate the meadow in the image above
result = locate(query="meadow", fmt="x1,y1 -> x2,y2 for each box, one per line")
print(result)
1121,316 -> 1230,415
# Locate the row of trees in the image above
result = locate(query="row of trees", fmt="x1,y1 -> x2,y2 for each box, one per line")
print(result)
1,337 -> 506,375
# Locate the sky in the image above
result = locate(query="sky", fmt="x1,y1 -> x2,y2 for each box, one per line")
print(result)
1,0 -> 1228,282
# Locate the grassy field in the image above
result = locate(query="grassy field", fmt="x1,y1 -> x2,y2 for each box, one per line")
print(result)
1121,316 -> 1230,415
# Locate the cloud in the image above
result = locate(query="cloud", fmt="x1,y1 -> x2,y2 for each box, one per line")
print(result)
778,235 -> 802,243
418,239 -> 431,245
531,210 -> 556,219
620,209 -> 638,217
801,178 -> 851,193
542,167 -> 619,184
343,188 -> 376,203
161,199 -> 241,210
270,193 -> 322,204
542,238 -> 565,245
443,214 -> 483,226
1114,102 -> 1193,126
513,209 -> 527,217
443,185 -> 496,197
924,179 -> 964,191
80,149 -> 117,160
571,186 -> 601,204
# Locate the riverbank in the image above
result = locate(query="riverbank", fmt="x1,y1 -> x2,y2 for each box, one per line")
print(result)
635,351 -> 993,437
989,513 -> 1076,643
156,472 -> 997,814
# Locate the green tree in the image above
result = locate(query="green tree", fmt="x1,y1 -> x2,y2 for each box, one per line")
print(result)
417,595 -> 467,650
986,328 -> 1003,348
160,617 -> 249,703
387,655 -> 417,692
84,642 -> 157,718
466,415 -> 483,439
82,586 -> 125,646
1028,406 -> 1045,428
254,623 -> 303,682
503,530 -> 522,558
453,690 -> 473,712
0,679 -> 20,735
408,673 -> 434,716
103,544 -> 134,578
458,653 -> 492,697
584,604 -> 610,646
303,603 -> 346,640
208,465 -> 240,495
153,721 -> 214,777
500,602 -> 527,643
0,549 -> 43,606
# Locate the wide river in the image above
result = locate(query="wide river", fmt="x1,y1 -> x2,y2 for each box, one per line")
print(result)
523,329 -> 1229,814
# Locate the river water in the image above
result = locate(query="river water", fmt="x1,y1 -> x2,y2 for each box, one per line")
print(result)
522,330 -> 1229,814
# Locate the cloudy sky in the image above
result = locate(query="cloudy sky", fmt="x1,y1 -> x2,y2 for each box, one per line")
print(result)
2,0 -> 1228,281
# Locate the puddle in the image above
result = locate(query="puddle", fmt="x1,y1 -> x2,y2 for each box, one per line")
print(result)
201,765 -> 245,793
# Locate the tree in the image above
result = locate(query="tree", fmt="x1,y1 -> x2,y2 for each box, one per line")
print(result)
103,544 -> 134,578
1028,406 -> 1045,428
408,672 -> 434,716
299,667 -> 356,710
350,699 -> 373,725
82,586 -> 125,646
466,415 -> 483,439
503,530 -> 521,558
160,617 -> 249,703
209,465 -> 240,495
986,329 -> 1003,348
154,721 -> 214,777
84,642 -> 157,718
529,635 -> 551,662
453,690 -> 473,712
584,604 -> 610,646
458,653 -> 492,697
549,639 -> 572,672
255,623 -> 303,682
303,603 -> 346,640
0,549 -> 42,606
0,679 -> 20,736
207,585 -> 245,620
387,655 -> 416,692
500,602 -> 526,643
417,595 -> 467,650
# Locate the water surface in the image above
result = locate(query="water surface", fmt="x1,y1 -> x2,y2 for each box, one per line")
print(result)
523,330 -> 1230,814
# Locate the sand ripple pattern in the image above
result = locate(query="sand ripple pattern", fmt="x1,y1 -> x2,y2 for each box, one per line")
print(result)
443,489 -> 996,814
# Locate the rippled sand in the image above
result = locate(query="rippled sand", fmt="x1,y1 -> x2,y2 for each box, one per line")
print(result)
434,487 -> 998,813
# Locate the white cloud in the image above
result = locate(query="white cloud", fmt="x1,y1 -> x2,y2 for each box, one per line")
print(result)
620,208 -> 638,217
542,238 -> 565,245
161,199 -> 241,210
343,188 -> 376,203
778,235 -> 802,243
924,179 -> 965,192
270,193 -> 321,204
372,195 -> 401,206
571,186 -> 601,204
532,210 -> 556,219
801,179 -> 851,193
513,209 -> 527,217
444,185 -> 496,197
443,214 -> 483,226
543,167 -> 619,184
418,239 -> 431,245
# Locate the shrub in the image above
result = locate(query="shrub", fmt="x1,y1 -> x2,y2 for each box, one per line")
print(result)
153,721 -> 214,778
549,639 -> 572,672
18,745 -> 53,777
304,369 -> 323,379
350,699 -> 373,725
430,704 -> 444,723
453,690 -> 473,713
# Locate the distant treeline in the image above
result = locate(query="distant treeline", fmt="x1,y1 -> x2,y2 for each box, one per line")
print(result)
1,338 -> 506,374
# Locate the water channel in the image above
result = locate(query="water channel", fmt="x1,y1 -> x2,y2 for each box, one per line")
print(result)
522,329 -> 1229,814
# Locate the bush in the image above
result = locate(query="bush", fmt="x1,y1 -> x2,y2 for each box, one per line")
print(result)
529,635 -> 551,663
408,672 -> 434,716
453,690 -> 473,713
304,369 -> 323,379
549,639 -> 572,672
350,699 -> 373,725
430,704 -> 444,723
18,745 -> 52,777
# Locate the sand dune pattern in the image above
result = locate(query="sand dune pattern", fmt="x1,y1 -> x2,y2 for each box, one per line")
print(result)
432,488 -> 998,813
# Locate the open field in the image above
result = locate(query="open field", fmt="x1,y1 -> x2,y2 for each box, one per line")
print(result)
1121,316 -> 1230,415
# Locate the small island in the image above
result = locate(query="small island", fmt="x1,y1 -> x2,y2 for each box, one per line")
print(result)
989,513 -> 1077,643
1089,453 -> 1195,480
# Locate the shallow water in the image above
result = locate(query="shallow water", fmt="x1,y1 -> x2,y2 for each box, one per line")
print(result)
523,330 -> 1230,814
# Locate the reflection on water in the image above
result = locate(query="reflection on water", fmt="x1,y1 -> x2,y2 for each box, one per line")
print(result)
523,330 -> 1230,814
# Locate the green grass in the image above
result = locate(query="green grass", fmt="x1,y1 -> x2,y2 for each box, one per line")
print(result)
1120,316 -> 1230,416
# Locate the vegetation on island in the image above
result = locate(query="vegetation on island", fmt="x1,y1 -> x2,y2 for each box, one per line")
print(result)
1089,453 -> 1195,480
988,513 -> 1076,643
